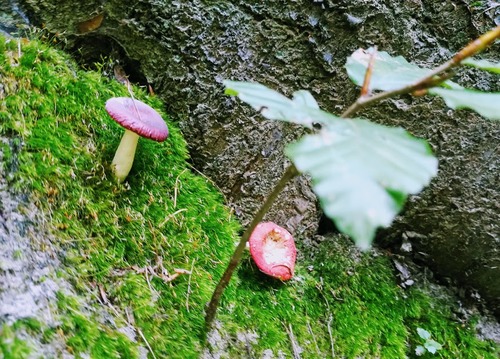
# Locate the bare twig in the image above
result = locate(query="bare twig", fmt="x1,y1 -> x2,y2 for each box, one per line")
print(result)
112,257 -> 191,284
159,208 -> 187,228
124,307 -> 158,359
341,25 -> 500,119
205,164 -> 299,328
144,265 -> 159,297
17,38 -> 21,59
97,283 -> 109,304
136,322 -> 158,359
113,64 -> 143,122
306,320 -> 321,355
173,169 -> 188,208
285,323 -> 302,359
327,315 -> 335,358
186,259 -> 196,311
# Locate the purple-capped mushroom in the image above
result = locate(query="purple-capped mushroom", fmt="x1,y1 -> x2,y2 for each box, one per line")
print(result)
105,97 -> 168,182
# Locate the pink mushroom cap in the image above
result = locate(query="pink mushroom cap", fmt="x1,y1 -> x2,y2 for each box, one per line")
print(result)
248,222 -> 297,281
105,97 -> 168,141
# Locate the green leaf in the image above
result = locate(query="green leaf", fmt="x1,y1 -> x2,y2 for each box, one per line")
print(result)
429,88 -> 500,120
345,48 -> 459,91
417,328 -> 431,340
224,80 -> 437,250
415,345 -> 426,356
425,339 -> 443,354
286,119 -> 437,249
292,90 -> 320,109
223,80 -> 321,128
462,58 -> 500,74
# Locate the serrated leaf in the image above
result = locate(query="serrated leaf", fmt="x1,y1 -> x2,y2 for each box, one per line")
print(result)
286,119 -> 437,249
417,328 -> 431,340
462,58 -> 500,74
346,48 -> 459,91
224,80 -> 321,127
429,88 -> 500,120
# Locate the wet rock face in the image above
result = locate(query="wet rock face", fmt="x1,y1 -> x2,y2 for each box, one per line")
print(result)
16,0 -> 500,316
0,137 -> 68,356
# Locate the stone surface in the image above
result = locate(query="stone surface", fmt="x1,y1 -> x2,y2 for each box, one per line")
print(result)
13,0 -> 500,317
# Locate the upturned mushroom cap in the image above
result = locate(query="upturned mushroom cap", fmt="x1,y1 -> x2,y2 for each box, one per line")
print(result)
248,222 -> 297,281
105,97 -> 168,141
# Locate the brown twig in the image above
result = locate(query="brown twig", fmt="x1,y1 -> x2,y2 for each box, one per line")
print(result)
452,25 -> 500,63
112,256 -> 191,284
360,46 -> 377,97
341,25 -> 500,119
204,164 -> 299,329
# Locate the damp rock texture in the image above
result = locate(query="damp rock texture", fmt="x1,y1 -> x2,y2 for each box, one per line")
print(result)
0,137 -> 71,357
17,0 -> 500,316
0,137 -> 147,358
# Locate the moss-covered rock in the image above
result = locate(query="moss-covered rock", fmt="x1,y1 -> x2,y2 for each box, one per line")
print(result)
14,0 -> 500,317
0,34 -> 498,358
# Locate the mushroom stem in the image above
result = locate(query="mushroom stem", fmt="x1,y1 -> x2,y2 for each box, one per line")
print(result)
111,129 -> 140,182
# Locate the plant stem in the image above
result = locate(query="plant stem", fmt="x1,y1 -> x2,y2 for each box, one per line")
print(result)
205,164 -> 299,329
360,46 -> 377,97
342,25 -> 500,118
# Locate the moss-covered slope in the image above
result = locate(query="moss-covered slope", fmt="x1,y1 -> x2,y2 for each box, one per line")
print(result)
0,34 -> 498,358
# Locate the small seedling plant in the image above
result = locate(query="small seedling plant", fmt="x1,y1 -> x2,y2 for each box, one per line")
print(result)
415,328 -> 443,356
205,26 -> 500,327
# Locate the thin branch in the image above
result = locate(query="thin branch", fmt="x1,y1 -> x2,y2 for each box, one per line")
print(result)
341,25 -> 500,119
186,259 -> 196,311
113,64 -> 143,122
285,323 -> 302,359
137,325 -> 158,359
452,25 -> 500,63
360,46 -> 377,97
125,307 -> 158,359
204,164 -> 299,329
327,315 -> 335,358
306,320 -> 321,355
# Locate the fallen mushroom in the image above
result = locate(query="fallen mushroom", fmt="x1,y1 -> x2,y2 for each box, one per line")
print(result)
105,97 -> 169,182
248,222 -> 297,281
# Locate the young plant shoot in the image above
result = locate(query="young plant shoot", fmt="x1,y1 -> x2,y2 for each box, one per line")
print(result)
205,25 -> 500,329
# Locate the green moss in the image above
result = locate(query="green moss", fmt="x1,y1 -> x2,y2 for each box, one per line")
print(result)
0,325 -> 31,359
56,292 -> 137,358
0,33 -> 498,358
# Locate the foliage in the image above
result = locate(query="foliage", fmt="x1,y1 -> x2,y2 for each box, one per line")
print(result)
206,26 -> 500,328
224,80 -> 438,249
345,48 -> 459,90
224,35 -> 499,250
461,57 -> 500,73
347,47 -> 500,120
415,328 -> 443,356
